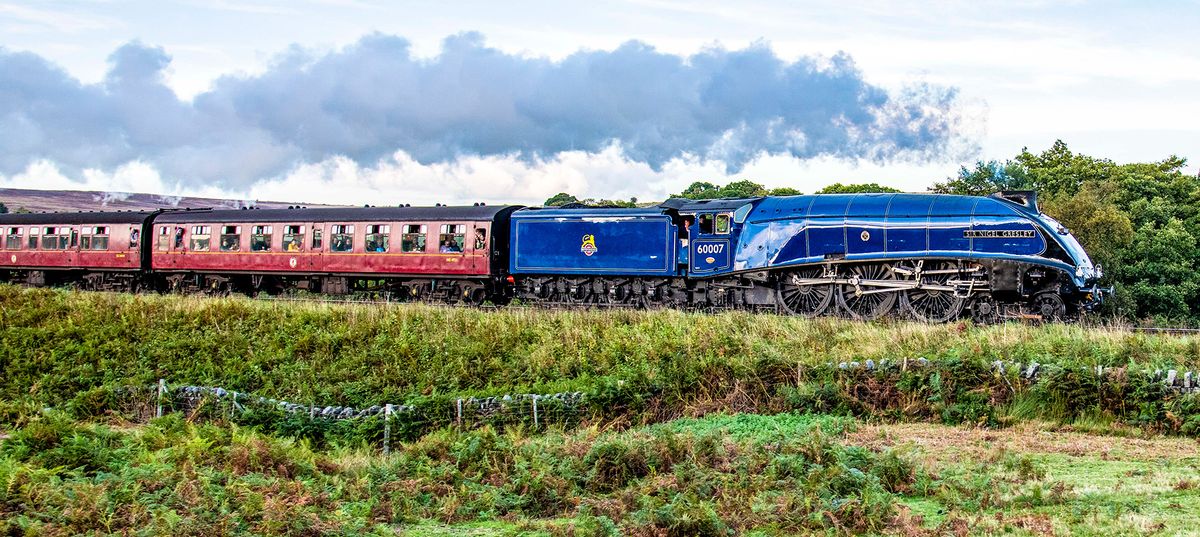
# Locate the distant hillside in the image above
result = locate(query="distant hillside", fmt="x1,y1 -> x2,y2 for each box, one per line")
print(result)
0,188 -> 344,214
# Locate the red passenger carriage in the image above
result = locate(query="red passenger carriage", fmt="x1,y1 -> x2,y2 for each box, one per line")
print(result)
151,206 -> 520,300
0,211 -> 153,289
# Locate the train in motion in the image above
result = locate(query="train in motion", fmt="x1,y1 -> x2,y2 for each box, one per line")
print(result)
0,191 -> 1106,322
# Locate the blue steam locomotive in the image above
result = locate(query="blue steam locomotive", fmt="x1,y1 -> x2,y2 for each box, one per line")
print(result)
0,190 -> 1105,322
508,191 -> 1105,322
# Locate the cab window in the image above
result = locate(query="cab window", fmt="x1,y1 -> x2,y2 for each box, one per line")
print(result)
715,213 -> 731,234
698,214 -> 714,234
190,226 -> 211,251
220,226 -> 241,251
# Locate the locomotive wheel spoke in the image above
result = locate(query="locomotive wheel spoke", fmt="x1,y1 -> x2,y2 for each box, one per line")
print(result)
902,261 -> 966,323
777,266 -> 833,317
837,263 -> 898,320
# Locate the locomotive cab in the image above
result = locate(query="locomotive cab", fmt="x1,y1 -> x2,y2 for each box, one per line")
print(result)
663,198 -> 759,277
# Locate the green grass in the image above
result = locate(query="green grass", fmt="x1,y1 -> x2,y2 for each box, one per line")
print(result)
0,412 -> 899,536
5,285 -> 1200,534
3,412 -> 1197,535
3,285 -> 1200,425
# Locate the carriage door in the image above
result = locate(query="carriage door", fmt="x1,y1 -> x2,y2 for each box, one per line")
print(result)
156,225 -> 176,267
309,223 -> 323,271
67,226 -> 79,265
469,222 -> 489,272
691,212 -> 732,274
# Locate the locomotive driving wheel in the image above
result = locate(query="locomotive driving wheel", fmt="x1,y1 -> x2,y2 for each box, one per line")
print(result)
776,266 -> 833,317
837,263 -> 898,320
902,261 -> 966,323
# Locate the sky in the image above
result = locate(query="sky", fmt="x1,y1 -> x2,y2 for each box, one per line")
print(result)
1,0 -> 1197,206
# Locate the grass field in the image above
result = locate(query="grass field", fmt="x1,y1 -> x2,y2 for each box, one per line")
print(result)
2,413 -> 1197,535
2,285 -> 1200,535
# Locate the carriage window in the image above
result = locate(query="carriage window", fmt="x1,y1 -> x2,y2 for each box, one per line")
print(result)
283,225 -> 304,252
402,224 -> 427,253
312,228 -> 323,250
27,227 -> 38,249
81,226 -> 109,250
438,224 -> 465,253
220,226 -> 241,251
474,228 -> 487,250
5,227 -> 21,250
190,226 -> 211,252
365,224 -> 389,253
715,214 -> 731,234
42,227 -> 68,250
331,224 -> 354,252
174,227 -> 184,249
129,227 -> 140,249
251,225 -> 273,252
157,226 -> 170,251
698,214 -> 714,234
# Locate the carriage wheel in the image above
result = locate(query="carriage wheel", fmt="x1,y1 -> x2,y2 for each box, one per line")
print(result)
902,261 -> 966,323
837,263 -> 898,320
777,266 -> 833,317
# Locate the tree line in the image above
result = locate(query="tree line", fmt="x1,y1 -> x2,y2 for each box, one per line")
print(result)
544,141 -> 1200,323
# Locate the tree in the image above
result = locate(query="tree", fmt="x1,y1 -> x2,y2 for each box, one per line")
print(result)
544,193 -> 579,207
718,180 -> 768,198
1040,181 -> 1133,271
0,202 -> 7,214
817,182 -> 901,194
579,198 -> 638,208
931,160 -> 1031,196
1114,218 -> 1200,320
672,180 -> 769,199
673,181 -> 721,199
768,187 -> 803,196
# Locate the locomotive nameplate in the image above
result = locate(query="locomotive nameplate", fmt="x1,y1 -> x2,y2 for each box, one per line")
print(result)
964,230 -> 1036,239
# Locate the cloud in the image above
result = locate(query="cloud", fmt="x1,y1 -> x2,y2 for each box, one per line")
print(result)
0,32 -> 972,191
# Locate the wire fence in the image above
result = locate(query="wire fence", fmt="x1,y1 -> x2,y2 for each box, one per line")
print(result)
149,381 -> 586,453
